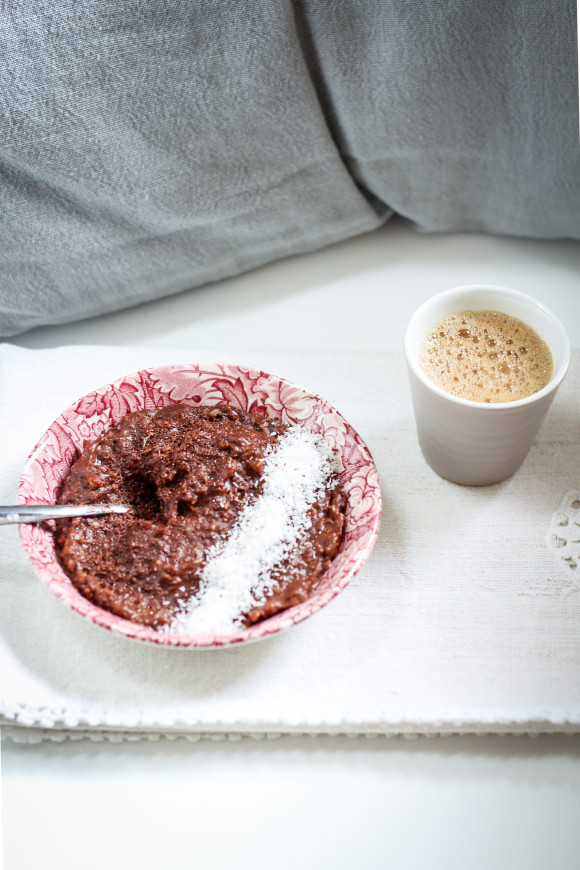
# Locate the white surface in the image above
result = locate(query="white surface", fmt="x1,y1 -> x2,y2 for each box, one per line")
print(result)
4,735 -> 580,870
11,220 -> 580,352
3,345 -> 580,738
3,220 -> 580,869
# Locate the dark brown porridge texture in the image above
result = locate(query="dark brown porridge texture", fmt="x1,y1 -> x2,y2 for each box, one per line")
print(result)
55,404 -> 346,630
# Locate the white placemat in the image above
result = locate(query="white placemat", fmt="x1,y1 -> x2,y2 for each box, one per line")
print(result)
2,343 -> 580,741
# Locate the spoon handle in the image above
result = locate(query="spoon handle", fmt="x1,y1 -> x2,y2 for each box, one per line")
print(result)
0,504 -> 130,525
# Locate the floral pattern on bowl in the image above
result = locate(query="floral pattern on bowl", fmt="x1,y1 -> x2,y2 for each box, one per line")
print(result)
18,364 -> 382,648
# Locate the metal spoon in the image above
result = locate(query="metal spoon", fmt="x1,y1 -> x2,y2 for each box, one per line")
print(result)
0,504 -> 131,525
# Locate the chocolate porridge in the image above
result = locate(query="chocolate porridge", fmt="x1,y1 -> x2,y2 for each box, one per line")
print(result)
55,404 -> 346,633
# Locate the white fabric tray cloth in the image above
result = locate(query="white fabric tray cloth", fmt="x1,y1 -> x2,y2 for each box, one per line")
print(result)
1,344 -> 580,742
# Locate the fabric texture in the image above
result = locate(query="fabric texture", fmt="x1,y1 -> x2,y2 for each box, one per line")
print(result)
1,1 -> 579,336
2,344 -> 580,741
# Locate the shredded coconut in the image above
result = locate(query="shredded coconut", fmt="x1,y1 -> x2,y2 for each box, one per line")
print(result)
171,425 -> 338,635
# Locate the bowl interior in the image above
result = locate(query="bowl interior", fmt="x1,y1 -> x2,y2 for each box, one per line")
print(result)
18,364 -> 381,648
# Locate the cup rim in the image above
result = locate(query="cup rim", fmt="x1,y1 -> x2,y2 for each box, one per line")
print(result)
404,284 -> 571,410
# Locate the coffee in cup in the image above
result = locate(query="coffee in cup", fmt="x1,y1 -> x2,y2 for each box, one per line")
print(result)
418,310 -> 553,404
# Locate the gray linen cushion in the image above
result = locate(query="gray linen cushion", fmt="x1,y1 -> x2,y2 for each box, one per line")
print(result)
1,1 -> 578,336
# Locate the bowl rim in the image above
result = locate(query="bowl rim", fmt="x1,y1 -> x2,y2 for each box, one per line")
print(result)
18,363 -> 382,649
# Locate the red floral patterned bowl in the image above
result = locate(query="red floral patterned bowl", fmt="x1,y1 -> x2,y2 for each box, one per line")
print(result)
18,364 -> 381,648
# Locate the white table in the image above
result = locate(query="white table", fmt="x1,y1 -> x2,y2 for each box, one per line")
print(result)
3,220 -> 580,870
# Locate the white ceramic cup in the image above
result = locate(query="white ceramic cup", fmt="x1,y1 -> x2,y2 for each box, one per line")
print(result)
404,284 -> 570,486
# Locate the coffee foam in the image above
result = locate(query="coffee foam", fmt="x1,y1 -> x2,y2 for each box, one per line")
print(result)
418,310 -> 553,403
